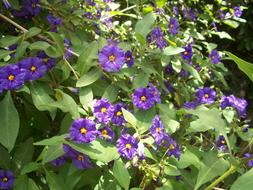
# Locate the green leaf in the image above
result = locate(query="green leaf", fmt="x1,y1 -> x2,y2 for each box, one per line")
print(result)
21,162 -> 40,175
76,68 -> 103,87
223,20 -> 240,28
34,135 -> 65,146
194,151 -> 229,190
163,46 -> 185,56
188,106 -> 231,152
15,41 -> 30,60
177,146 -> 202,169
14,138 -> 34,167
0,49 -> 12,59
29,82 -> 56,114
113,159 -> 130,190
66,139 -> 119,163
136,108 -> 156,134
47,32 -> 65,54
0,92 -> 20,152
43,144 -> 64,164
135,13 -> 156,43
231,168 -> 253,190
77,41 -> 98,75
79,87 -> 93,108
29,41 -> 51,50
211,31 -> 233,40
46,170 -> 68,190
184,63 -> 203,83
48,89 -> 80,119
26,27 -> 41,39
132,72 -> 149,89
103,84 -> 119,102
225,51 -> 253,82
0,36 -> 21,47
0,146 -> 11,169
122,108 -> 137,128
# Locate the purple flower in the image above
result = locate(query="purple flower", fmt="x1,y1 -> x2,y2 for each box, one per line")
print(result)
137,142 -> 146,159
196,87 -> 216,105
151,27 -> 167,49
132,87 -> 155,110
125,50 -> 134,68
179,68 -> 189,78
98,44 -> 125,72
184,99 -> 199,110
64,38 -> 72,60
98,126 -> 115,142
93,98 -> 114,124
19,57 -> 47,81
13,0 -> 41,18
0,64 -> 26,90
111,103 -> 126,126
244,153 -> 253,167
47,14 -> 62,32
83,12 -> 93,19
148,83 -> 161,103
116,134 -> 138,160
86,0 -> 96,6
69,118 -> 97,143
164,80 -> 174,93
172,6 -> 179,15
181,44 -> 193,60
165,63 -> 174,75
183,8 -> 197,21
209,49 -> 220,64
0,170 -> 14,190
150,115 -> 165,145
3,0 -> 11,9
218,9 -> 226,19
233,6 -> 242,18
51,155 -> 67,167
37,51 -> 56,70
168,17 -> 179,35
163,134 -> 180,160
217,135 -> 226,151
220,95 -> 247,118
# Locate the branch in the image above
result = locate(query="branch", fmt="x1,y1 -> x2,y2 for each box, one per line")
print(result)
0,13 -> 80,58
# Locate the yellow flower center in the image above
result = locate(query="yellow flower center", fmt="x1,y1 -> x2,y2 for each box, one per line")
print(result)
101,129 -> 108,136
101,107 -> 107,113
234,101 -> 238,105
204,94 -> 209,98
31,66 -> 37,72
77,155 -> 84,161
43,58 -> 49,63
125,143 -> 132,150
155,127 -> 161,133
126,57 -> 131,61
80,127 -> 87,134
141,96 -> 146,102
116,111 -> 122,116
169,144 -> 175,150
2,177 -> 8,182
8,74 -> 15,81
184,51 -> 188,55
170,24 -> 174,28
109,55 -> 115,62
221,140 -> 225,144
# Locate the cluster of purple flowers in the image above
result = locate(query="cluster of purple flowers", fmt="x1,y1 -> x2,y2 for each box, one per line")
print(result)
0,170 -> 14,190
132,83 -> 161,110
150,116 -> 180,160
0,52 -> 55,94
244,153 -> 253,167
98,43 -> 134,72
147,27 -> 167,49
220,95 -> 248,118
184,87 -> 216,109
12,0 -> 41,18
233,6 -> 242,18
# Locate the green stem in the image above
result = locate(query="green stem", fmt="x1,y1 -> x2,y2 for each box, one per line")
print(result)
205,164 -> 238,190
63,57 -> 79,80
